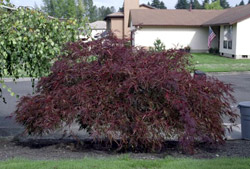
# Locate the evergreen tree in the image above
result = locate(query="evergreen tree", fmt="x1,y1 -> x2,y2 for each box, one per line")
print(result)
239,0 -> 245,5
149,0 -> 167,9
248,0 -> 250,4
159,1 -> 167,9
193,0 -> 202,9
97,6 -> 115,20
118,6 -> 124,12
190,0 -> 202,9
175,0 -> 189,9
220,0 -> 230,8
83,0 -> 99,22
42,0 -> 85,19
43,0 -> 117,22
190,0 -> 194,9
151,0 -> 160,8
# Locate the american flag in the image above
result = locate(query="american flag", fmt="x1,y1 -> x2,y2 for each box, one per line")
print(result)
208,26 -> 216,49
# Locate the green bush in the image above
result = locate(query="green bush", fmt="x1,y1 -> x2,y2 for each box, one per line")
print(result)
209,48 -> 219,54
150,38 -> 166,52
0,2 -> 89,102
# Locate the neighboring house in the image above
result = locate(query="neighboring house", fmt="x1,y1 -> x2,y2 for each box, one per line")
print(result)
90,21 -> 107,39
105,1 -> 154,39
79,21 -> 106,41
105,0 -> 250,59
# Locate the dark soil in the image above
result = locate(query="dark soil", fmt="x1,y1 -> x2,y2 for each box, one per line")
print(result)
1,137 -> 250,161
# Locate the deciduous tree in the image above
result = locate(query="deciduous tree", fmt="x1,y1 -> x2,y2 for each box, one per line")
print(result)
212,0 -> 230,8
205,0 -> 223,9
0,2 -> 88,102
14,35 -> 238,153
202,0 -> 210,8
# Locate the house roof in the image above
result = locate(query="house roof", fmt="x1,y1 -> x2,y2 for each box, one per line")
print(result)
130,4 -> 250,27
90,21 -> 106,30
104,12 -> 124,20
139,4 -> 156,9
203,4 -> 250,26
130,9 -> 224,26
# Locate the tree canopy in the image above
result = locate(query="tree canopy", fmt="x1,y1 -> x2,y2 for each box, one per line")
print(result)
175,0 -> 189,9
191,0 -> 203,9
42,0 -> 116,22
97,6 -> 115,20
202,0 -> 210,8
239,0 -> 245,6
148,0 -> 167,9
212,0 -> 230,8
205,0 -> 223,9
42,0 -> 85,20
0,2 -> 89,102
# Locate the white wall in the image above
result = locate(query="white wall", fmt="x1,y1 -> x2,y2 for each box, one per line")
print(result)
219,24 -> 237,57
134,26 -> 217,52
236,17 -> 250,56
91,29 -> 106,39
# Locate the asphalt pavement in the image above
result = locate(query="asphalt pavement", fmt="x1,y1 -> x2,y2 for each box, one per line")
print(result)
0,80 -> 35,137
0,72 -> 250,138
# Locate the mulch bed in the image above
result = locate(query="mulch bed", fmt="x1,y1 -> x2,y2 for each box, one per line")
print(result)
1,137 -> 250,161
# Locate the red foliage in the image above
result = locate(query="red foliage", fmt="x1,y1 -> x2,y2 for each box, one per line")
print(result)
14,35 -> 237,153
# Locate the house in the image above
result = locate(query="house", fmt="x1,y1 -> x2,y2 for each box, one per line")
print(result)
105,0 -> 250,59
105,1 -> 155,39
89,21 -> 107,39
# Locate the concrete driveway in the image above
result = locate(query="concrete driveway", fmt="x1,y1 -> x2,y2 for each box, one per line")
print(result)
0,72 -> 250,137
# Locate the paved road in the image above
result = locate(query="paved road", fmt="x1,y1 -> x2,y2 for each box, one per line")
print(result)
0,80 -> 35,136
0,73 -> 250,137
211,73 -> 250,124
212,73 -> 250,104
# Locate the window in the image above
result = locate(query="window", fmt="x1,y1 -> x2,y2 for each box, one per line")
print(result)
223,25 -> 233,50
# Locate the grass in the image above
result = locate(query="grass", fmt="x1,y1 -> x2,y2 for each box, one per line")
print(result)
1,157 -> 250,169
191,53 -> 250,72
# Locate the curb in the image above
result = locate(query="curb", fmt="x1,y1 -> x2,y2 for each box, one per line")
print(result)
0,127 -> 24,137
206,71 -> 250,76
2,72 -> 250,82
2,78 -> 38,83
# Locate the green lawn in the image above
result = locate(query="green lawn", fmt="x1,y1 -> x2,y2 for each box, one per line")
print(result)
1,158 -> 250,169
191,53 -> 250,72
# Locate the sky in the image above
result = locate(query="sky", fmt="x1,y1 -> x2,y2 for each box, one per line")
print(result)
9,0 -> 249,11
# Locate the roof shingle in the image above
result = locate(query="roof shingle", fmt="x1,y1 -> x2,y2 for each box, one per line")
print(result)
130,4 -> 250,27
204,4 -> 250,26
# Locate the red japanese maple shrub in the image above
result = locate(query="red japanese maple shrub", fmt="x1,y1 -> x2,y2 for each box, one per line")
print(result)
14,35 -> 237,153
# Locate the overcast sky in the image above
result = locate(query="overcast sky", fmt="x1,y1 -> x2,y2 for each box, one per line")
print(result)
10,0 -> 249,10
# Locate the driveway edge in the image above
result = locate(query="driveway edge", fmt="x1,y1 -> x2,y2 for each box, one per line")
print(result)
2,78 -> 38,82
206,71 -> 250,76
